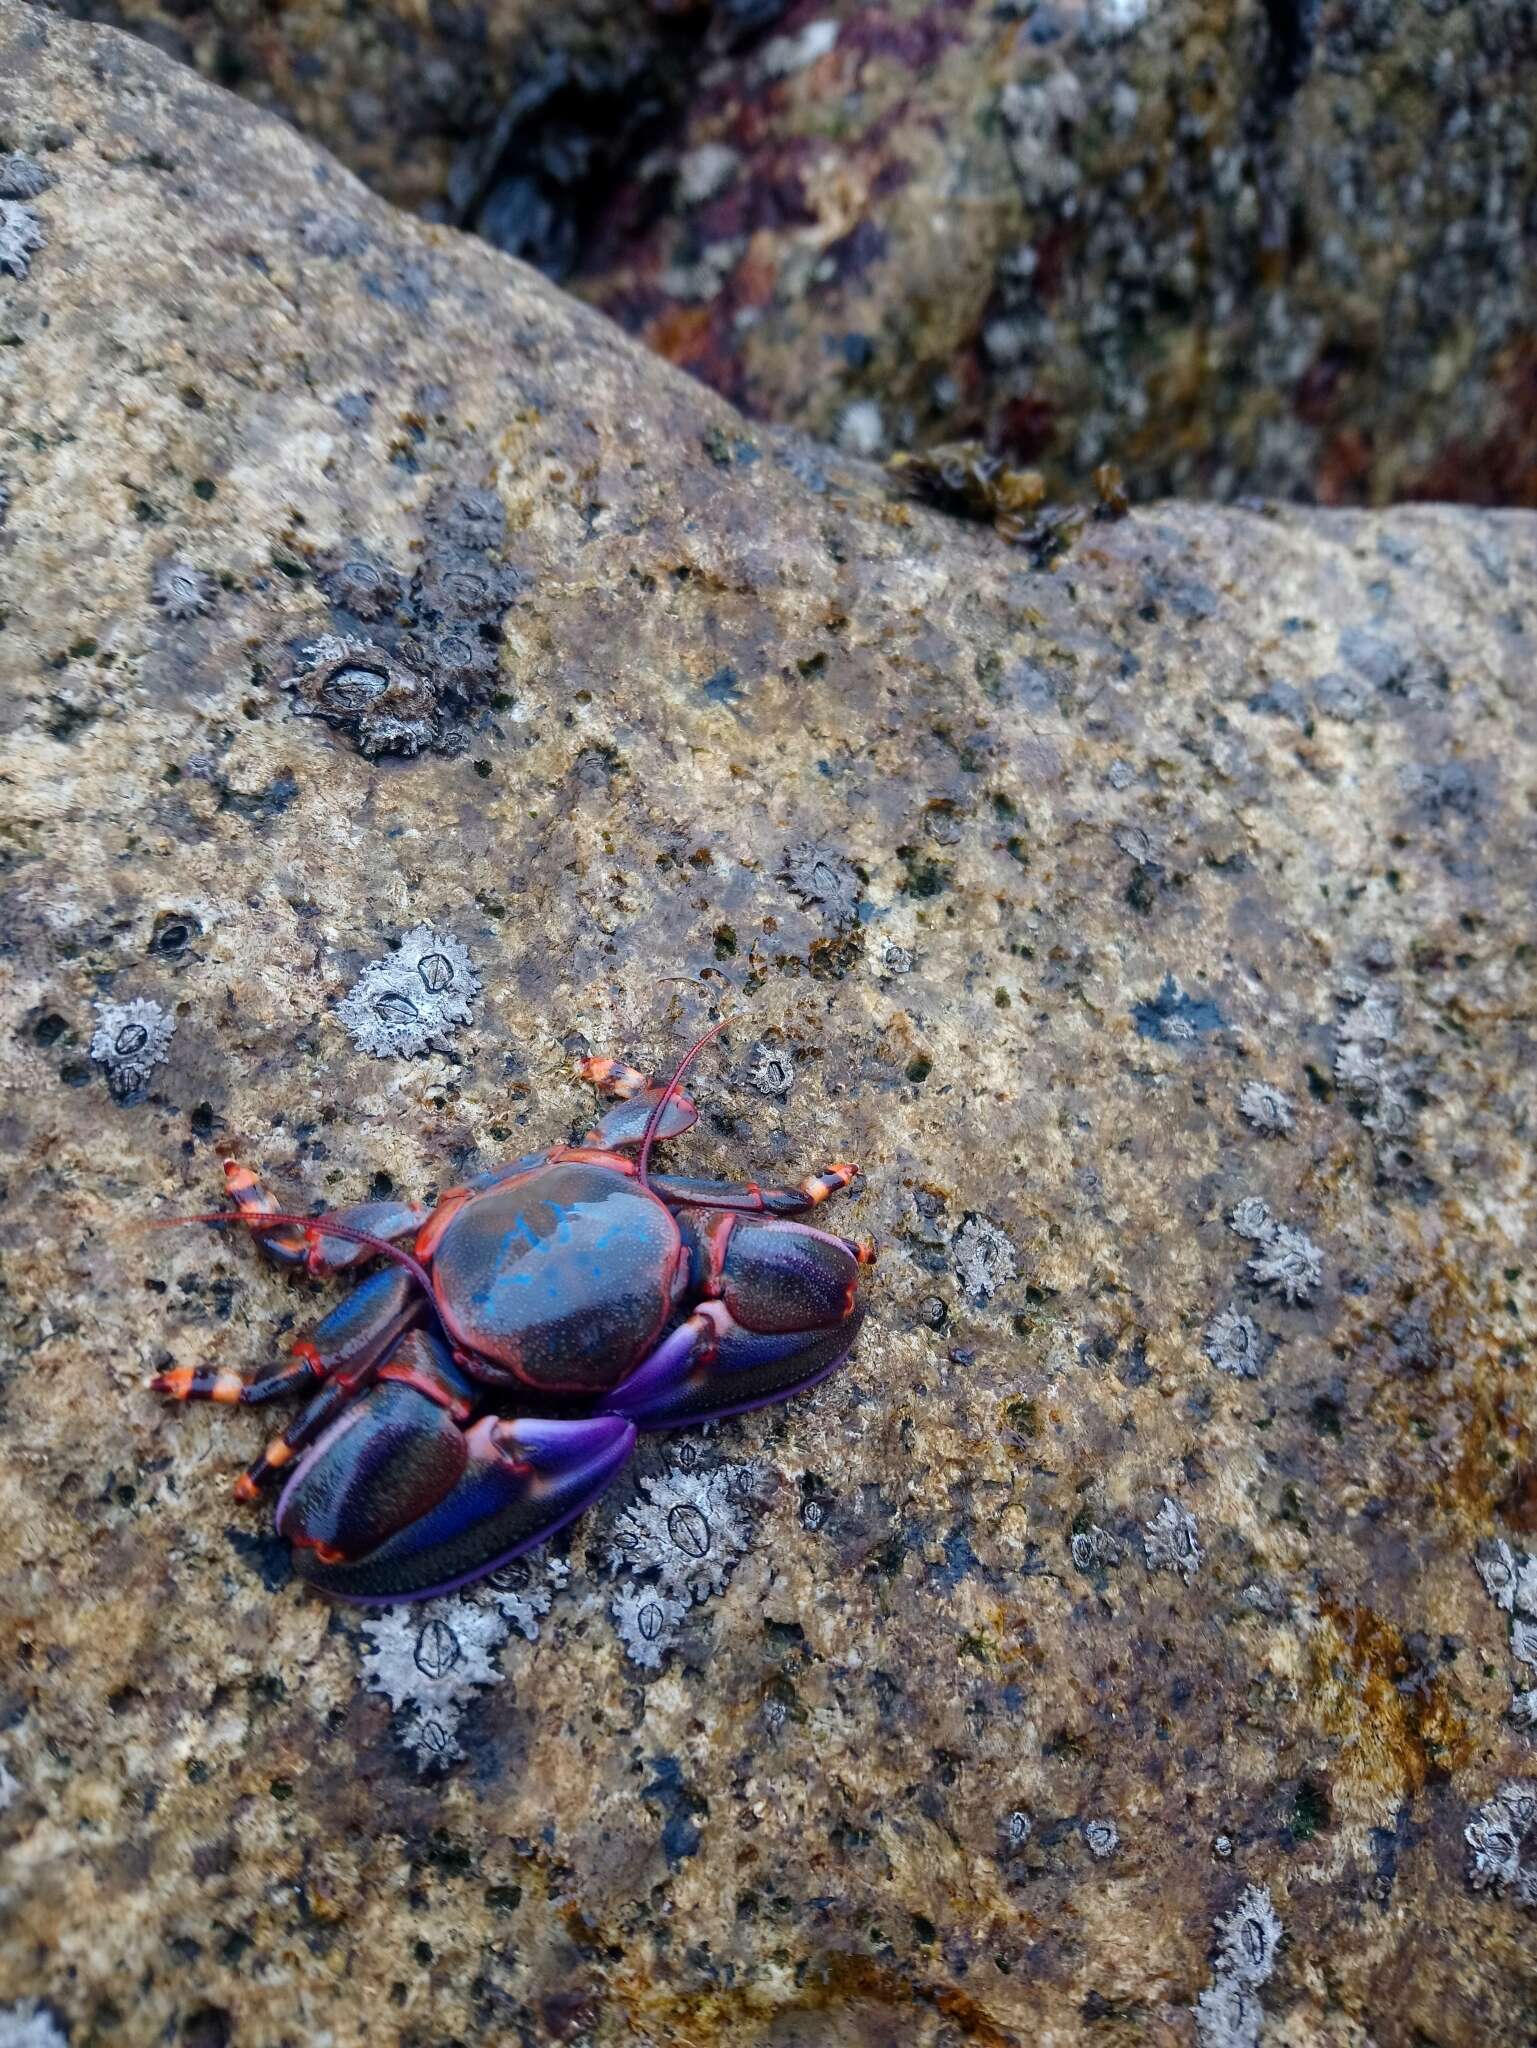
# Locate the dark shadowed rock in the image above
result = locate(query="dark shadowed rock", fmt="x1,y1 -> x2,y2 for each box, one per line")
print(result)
2,8 -> 1537,2044
61,0 -> 1537,507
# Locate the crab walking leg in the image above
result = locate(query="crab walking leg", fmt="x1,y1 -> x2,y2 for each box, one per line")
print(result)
220,1160 -> 426,1275
646,1163 -> 865,1217
151,1264 -> 418,1415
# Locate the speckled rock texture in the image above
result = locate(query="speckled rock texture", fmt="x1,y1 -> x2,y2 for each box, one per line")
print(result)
57,0 -> 1537,508
3,8 -> 1537,2044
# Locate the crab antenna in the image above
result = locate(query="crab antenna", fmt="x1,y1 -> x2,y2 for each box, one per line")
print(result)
636,1017 -> 730,1188
149,1210 -> 435,1297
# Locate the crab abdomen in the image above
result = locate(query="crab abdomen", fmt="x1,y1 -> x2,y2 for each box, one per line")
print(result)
430,1161 -> 684,1392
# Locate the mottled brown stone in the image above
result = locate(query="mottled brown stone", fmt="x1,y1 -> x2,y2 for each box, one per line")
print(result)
2,9 -> 1536,2044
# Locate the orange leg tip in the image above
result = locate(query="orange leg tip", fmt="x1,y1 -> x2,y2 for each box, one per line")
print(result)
853,1236 -> 879,1266
151,1367 -> 192,1398
232,1475 -> 260,1503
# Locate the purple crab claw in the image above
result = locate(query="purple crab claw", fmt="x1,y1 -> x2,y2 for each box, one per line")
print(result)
612,1302 -> 867,1428
278,1404 -> 635,1603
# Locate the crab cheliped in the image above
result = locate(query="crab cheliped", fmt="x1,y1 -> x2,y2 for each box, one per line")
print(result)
153,1028 -> 876,1602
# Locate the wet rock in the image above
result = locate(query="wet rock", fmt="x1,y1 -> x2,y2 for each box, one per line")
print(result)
3,10 -> 1537,2044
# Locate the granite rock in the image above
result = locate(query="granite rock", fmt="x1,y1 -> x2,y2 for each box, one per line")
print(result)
2,8 -> 1537,2044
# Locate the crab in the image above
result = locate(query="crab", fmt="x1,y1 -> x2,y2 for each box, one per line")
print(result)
152,1027 -> 876,1603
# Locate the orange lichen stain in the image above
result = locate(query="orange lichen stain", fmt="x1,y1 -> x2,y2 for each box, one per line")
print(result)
1308,1597 -> 1471,1823
619,1950 -> 1024,2048
645,303 -> 715,370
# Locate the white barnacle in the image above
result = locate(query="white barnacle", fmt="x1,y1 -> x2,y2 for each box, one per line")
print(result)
1204,1307 -> 1265,1379
1465,1781 -> 1537,1905
151,558 -> 216,621
338,924 -> 479,1060
358,1594 -> 513,1769
1476,1540 -> 1521,1615
610,1581 -> 690,1671
951,1213 -> 1018,1304
1215,1884 -> 1282,1987
747,1040 -> 796,1097
1237,1081 -> 1295,1137
1228,1197 -> 1273,1242
1247,1222 -> 1323,1305
0,200 -> 45,278
1509,1690 -> 1537,1731
1083,1816 -> 1119,1859
89,996 -> 175,1101
1193,1971 -> 1262,2048
1144,1496 -> 1202,1582
1512,1619 -> 1537,1670
607,1461 -> 762,1602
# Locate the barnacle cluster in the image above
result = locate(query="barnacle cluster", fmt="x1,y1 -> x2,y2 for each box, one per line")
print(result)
1193,1884 -> 1283,2048
284,479 -> 517,757
358,1559 -> 566,1769
337,924 -> 480,1060
1472,1539 -> 1537,1731
1228,1198 -> 1323,1305
607,1460 -> 766,1670
1334,980 -> 1418,1150
89,997 -> 175,1103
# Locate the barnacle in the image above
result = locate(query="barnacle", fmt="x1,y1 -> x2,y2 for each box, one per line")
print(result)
747,1040 -> 795,1097
1465,1782 -> 1537,1904
1082,1817 -> 1119,1859
1070,1524 -> 1121,1571
321,546 -> 402,622
0,152 -> 50,200
338,925 -> 480,1060
951,1213 -> 1018,1304
1237,1081 -> 1295,1136
1228,1197 -> 1274,1242
607,1462 -> 761,1603
284,639 -> 442,757
1193,1972 -> 1262,2048
0,200 -> 45,278
1143,1496 -> 1202,1581
413,555 -> 520,624
1204,1307 -> 1265,1378
1215,1885 -> 1282,1987
151,559 -> 215,621
424,482 -> 507,553
89,997 -> 175,1102
1248,1223 -> 1323,1306
779,839 -> 861,923
610,1581 -> 690,1672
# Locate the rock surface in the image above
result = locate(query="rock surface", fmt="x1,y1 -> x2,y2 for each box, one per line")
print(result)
3,8 -> 1537,2043
63,0 -> 1537,507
